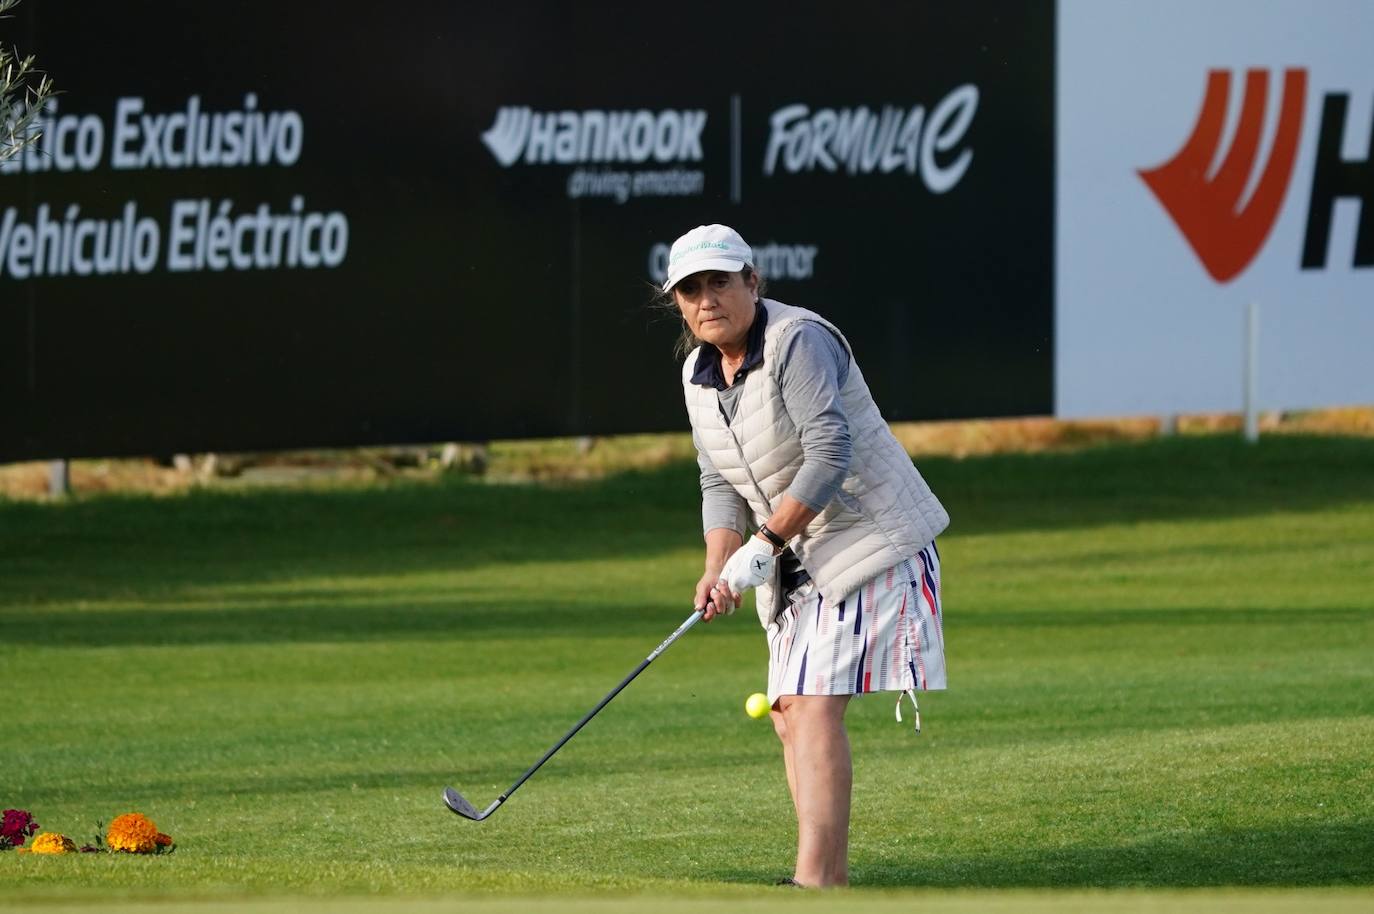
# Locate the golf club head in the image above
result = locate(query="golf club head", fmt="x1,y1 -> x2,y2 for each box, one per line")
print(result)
443,786 -> 489,821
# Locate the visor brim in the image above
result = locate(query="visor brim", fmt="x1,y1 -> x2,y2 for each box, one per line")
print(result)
662,257 -> 749,292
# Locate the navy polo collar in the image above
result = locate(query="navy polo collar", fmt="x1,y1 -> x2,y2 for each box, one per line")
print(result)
690,301 -> 768,391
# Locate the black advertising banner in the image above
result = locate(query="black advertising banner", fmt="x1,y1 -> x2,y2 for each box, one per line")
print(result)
0,1 -> 1053,462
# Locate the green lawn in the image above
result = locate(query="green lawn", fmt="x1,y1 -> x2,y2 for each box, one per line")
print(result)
2,435 -> 1371,910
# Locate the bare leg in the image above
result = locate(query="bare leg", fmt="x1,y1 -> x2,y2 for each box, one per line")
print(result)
776,694 -> 852,887
769,707 -> 800,819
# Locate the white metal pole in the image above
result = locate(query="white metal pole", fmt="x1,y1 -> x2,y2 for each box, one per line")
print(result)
1243,300 -> 1259,443
48,459 -> 70,496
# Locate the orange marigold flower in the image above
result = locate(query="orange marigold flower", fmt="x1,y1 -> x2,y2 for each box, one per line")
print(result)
106,813 -> 159,853
30,832 -> 77,854
155,832 -> 173,847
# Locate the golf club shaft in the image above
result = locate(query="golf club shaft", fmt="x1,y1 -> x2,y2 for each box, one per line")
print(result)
492,609 -> 704,806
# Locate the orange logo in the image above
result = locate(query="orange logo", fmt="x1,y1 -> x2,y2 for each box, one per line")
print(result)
1139,69 -> 1307,283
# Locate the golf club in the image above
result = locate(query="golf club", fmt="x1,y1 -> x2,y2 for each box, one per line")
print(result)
443,607 -> 706,821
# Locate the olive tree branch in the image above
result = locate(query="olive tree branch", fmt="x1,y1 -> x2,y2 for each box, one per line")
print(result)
0,0 -> 56,163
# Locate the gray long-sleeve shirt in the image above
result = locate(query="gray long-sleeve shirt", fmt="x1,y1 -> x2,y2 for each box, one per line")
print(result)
694,318 -> 852,538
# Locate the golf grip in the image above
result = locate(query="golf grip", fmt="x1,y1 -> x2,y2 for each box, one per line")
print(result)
495,609 -> 705,803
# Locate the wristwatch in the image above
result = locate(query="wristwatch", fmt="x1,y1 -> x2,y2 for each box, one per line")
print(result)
757,523 -> 786,552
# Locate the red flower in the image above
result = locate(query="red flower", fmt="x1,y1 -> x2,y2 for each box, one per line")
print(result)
1,809 -> 39,849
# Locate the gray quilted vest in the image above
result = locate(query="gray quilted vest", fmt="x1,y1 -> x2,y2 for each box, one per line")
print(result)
682,299 -> 949,625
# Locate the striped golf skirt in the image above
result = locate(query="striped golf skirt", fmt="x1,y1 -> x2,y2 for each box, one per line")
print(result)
766,543 -> 945,705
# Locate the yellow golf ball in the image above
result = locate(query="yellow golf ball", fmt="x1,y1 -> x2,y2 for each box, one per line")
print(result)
745,692 -> 770,719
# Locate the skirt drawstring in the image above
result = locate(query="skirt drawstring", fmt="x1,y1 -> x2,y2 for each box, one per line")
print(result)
894,688 -> 921,734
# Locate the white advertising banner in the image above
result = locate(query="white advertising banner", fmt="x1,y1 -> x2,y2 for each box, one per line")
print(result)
1057,0 -> 1374,418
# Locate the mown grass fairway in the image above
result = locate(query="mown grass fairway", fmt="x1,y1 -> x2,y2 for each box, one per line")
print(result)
2,435 -> 1372,911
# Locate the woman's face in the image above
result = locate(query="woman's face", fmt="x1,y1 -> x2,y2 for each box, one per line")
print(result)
673,270 -> 759,352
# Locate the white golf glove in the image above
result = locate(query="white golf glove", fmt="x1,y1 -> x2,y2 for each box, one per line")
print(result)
719,536 -> 777,596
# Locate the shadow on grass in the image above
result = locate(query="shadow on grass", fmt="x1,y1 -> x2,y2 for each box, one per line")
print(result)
924,434 -> 1374,536
0,595 -> 677,646
841,822 -> 1374,887
4,595 -> 1366,647
2,435 -> 1373,607
0,464 -> 704,602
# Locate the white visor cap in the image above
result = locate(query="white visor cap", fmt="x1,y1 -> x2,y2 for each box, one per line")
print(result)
662,224 -> 754,292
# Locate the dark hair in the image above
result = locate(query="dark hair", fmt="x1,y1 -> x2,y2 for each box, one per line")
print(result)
652,267 -> 767,360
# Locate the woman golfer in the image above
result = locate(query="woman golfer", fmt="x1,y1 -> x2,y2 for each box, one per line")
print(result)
663,224 -> 949,887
